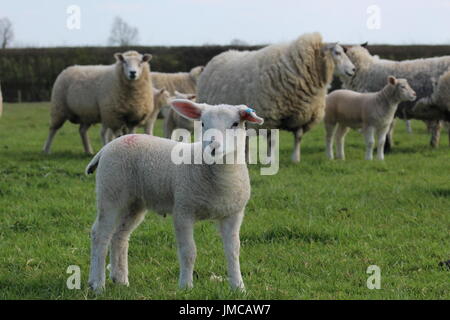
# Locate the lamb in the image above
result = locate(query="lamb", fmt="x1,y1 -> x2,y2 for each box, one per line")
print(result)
197,32 -> 355,162
43,51 -> 153,155
163,91 -> 197,139
152,66 -> 204,95
325,76 -> 416,160
340,44 -> 450,150
85,99 -> 264,292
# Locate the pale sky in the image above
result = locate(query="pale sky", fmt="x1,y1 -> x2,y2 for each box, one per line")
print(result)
2,0 -> 450,47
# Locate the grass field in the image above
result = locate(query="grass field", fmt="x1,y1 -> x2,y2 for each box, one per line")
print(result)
0,102 -> 449,300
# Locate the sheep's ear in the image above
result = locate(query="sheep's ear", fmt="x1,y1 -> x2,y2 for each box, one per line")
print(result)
114,53 -> 125,62
142,54 -> 152,62
388,76 -> 397,85
239,106 -> 264,125
171,99 -> 203,120
187,94 -> 197,101
324,42 -> 337,52
360,41 -> 368,48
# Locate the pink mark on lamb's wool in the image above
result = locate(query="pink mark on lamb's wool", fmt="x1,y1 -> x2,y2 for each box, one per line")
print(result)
122,134 -> 140,147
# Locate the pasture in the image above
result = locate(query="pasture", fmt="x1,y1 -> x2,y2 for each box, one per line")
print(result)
0,102 -> 449,299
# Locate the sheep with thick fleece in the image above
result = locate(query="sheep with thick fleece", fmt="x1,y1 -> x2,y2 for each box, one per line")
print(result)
340,44 -> 450,150
85,99 -> 264,292
43,51 -> 153,154
163,91 -> 197,139
152,66 -> 204,95
197,33 -> 355,162
325,76 -> 416,160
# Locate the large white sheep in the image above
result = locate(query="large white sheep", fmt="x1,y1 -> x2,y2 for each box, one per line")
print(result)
197,33 -> 355,162
325,76 -> 416,160
43,51 -> 153,154
340,44 -> 450,150
152,66 -> 204,95
85,99 -> 264,292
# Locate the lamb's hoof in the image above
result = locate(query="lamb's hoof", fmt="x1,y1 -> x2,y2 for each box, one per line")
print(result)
438,260 -> 450,269
111,275 -> 129,286
88,280 -> 105,294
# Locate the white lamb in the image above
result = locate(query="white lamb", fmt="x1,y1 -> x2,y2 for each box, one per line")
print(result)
197,33 -> 355,162
43,51 -> 153,154
162,90 -> 197,139
85,99 -> 264,292
325,76 -> 416,160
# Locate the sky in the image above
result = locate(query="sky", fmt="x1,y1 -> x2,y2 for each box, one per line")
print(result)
2,0 -> 450,47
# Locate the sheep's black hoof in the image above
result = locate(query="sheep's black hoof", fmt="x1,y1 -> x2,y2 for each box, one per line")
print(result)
438,260 -> 450,269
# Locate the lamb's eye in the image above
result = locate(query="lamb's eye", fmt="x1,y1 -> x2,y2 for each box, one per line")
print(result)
201,122 -> 204,127
232,122 -> 239,128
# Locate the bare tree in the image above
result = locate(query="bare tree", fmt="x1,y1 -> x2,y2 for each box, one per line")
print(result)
108,16 -> 139,46
0,17 -> 14,48
230,38 -> 249,46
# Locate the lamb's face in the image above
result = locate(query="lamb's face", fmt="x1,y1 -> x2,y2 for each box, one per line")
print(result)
115,51 -> 152,81
391,77 -> 417,102
170,100 -> 264,161
327,43 -> 355,77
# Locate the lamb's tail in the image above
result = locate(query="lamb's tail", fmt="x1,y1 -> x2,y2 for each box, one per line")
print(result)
85,148 -> 103,175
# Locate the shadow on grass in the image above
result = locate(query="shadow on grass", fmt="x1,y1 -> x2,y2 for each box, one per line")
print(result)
2,150 -> 92,162
242,226 -> 338,245
427,187 -> 450,198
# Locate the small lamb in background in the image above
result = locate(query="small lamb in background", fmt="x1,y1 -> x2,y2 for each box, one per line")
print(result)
85,99 -> 263,292
162,90 -> 197,139
325,76 -> 416,160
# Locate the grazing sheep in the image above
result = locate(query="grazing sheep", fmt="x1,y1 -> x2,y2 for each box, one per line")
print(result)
43,51 -> 153,154
152,66 -> 204,95
325,76 -> 416,160
340,44 -> 450,150
163,91 -> 197,139
414,71 -> 450,146
197,32 -> 355,162
85,99 -> 264,292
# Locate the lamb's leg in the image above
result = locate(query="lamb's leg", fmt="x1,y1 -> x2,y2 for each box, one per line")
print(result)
163,113 -> 175,139
325,122 -> 337,160
219,211 -> 245,291
376,126 -> 390,160
79,123 -> 93,155
173,214 -> 196,289
291,128 -> 303,163
110,202 -> 146,286
383,120 -> 395,154
145,111 -> 159,135
88,206 -> 121,293
364,126 -> 375,160
335,124 -> 349,160
43,118 -> 66,154
405,120 -> 413,134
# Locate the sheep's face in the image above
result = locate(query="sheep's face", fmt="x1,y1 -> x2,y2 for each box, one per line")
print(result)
115,51 -> 152,81
389,76 -> 417,102
327,43 -> 355,77
171,99 -> 264,161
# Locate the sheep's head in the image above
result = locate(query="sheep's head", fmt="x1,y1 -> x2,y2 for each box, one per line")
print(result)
170,99 -> 264,160
115,51 -> 152,81
153,88 -> 171,108
388,76 -> 417,102
325,43 -> 355,77
342,43 -> 374,72
189,66 -> 205,82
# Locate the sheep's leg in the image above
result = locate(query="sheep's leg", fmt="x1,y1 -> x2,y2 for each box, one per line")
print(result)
110,202 -> 146,286
291,128 -> 303,163
383,120 -> 395,154
43,119 -> 66,154
145,111 -> 159,135
325,122 -> 337,160
88,206 -> 121,292
79,123 -> 93,155
219,211 -> 245,291
173,214 -> 196,289
335,124 -> 349,160
429,120 -> 442,148
405,120 -> 413,134
363,126 -> 375,160
376,126 -> 390,160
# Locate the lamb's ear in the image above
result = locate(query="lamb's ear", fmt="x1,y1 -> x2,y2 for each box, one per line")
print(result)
114,53 -> 125,62
142,54 -> 152,62
388,76 -> 397,85
239,106 -> 264,125
171,99 -> 204,120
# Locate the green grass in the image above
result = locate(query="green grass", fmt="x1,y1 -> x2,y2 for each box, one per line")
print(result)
0,102 -> 449,300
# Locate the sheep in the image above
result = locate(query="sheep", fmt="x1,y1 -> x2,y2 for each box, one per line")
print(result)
197,32 -> 355,162
413,70 -> 450,145
43,51 -> 153,155
340,44 -> 450,150
325,76 -> 416,160
85,99 -> 264,292
163,90 -> 197,139
152,66 -> 204,95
